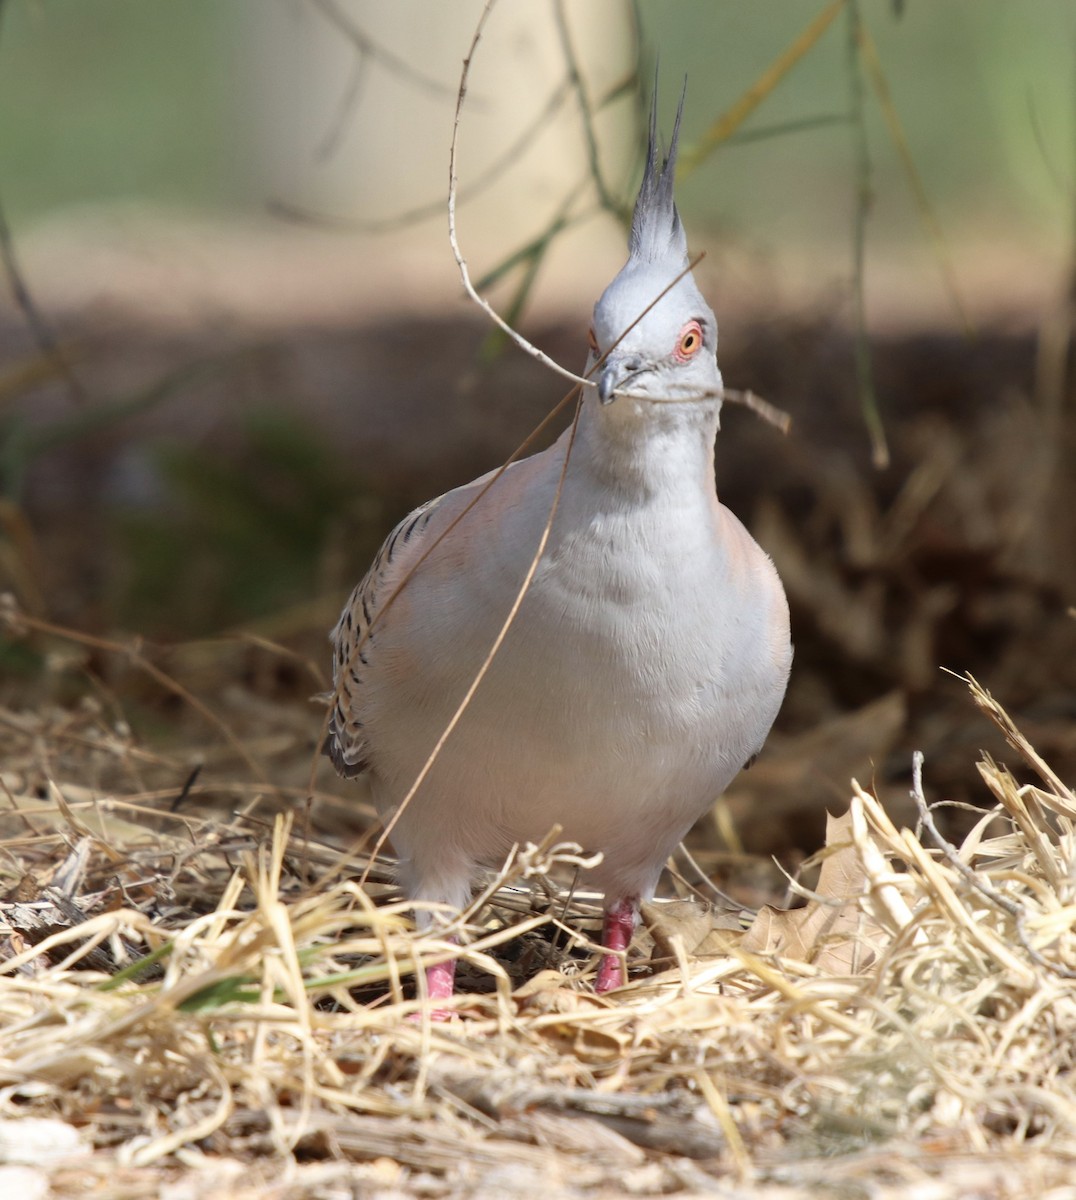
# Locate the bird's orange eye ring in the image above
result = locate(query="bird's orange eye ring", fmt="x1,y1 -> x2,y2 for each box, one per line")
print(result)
675,320 -> 704,362
587,326 -> 599,354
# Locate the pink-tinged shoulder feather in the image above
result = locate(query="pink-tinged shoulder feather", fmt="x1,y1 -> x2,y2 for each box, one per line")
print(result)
716,500 -> 793,672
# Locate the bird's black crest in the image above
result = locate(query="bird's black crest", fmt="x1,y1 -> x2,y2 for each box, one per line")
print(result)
628,77 -> 688,267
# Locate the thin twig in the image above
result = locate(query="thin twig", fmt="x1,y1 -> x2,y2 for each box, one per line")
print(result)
617,384 -> 791,432
0,0 -> 85,407
845,0 -> 888,469
476,184 -> 589,356
310,0 -> 458,99
1026,86 -> 1071,200
0,198 -> 85,407
856,21 -> 972,336
315,47 -> 368,162
678,0 -> 848,179
552,0 -> 623,217
448,2 -> 594,393
910,751 -> 1076,980
676,842 -> 757,914
0,608 -> 272,790
722,113 -> 847,146
275,79 -> 574,235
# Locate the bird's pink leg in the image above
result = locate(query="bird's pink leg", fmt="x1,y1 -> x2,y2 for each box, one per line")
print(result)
407,944 -> 459,1022
424,956 -> 457,1003
596,896 -> 638,993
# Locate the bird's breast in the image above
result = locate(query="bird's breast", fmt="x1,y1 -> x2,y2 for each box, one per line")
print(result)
357,475 -> 790,885
373,488 -> 780,766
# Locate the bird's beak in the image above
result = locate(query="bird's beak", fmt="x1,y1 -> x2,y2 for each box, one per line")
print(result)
597,355 -> 644,406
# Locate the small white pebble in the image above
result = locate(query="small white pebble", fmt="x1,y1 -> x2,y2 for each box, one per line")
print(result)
0,1165 -> 49,1200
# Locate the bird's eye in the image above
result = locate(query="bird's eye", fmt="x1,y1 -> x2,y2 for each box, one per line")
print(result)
587,326 -> 599,354
675,320 -> 704,362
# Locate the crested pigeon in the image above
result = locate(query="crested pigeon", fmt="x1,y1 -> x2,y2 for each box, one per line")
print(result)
326,91 -> 792,1003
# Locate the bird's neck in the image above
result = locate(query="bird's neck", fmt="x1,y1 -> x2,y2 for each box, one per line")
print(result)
571,395 -> 721,503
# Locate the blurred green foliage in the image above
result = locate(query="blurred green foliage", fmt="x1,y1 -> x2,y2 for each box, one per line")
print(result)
115,412 -> 380,633
643,2 -> 1075,248
0,632 -> 41,678
0,0 -> 237,225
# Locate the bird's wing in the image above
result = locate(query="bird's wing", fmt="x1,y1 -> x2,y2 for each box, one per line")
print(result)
324,492 -> 444,777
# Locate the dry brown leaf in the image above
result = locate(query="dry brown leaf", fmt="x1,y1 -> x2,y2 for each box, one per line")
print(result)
740,808 -> 890,973
640,898 -> 744,960
513,969 -> 604,1014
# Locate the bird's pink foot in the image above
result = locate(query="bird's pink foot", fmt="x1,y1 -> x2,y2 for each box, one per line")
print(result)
406,951 -> 458,1022
425,957 -> 457,1002
595,896 -> 638,993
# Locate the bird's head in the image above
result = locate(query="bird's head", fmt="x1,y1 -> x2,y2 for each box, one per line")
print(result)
587,85 -> 720,412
